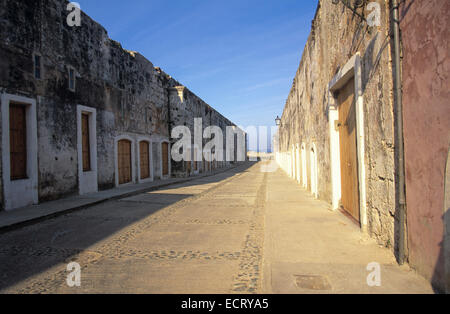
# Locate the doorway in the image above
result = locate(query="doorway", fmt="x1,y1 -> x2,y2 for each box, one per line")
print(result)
118,139 -> 132,185
338,77 -> 360,221
162,141 -> 169,177
186,147 -> 192,176
139,141 -> 150,180
1,93 -> 38,210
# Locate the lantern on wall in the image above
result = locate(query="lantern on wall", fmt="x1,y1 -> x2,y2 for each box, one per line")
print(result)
275,116 -> 281,127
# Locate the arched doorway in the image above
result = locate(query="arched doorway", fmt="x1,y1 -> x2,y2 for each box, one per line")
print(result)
139,140 -> 150,180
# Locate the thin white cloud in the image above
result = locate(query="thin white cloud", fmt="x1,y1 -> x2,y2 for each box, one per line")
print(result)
240,78 -> 288,92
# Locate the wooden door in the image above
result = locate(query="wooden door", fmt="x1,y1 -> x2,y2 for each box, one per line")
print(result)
338,78 -> 360,221
118,139 -> 132,184
187,161 -> 191,175
162,142 -> 169,176
140,141 -> 150,180
186,148 -> 191,175
9,104 -> 27,180
81,113 -> 91,172
194,149 -> 198,171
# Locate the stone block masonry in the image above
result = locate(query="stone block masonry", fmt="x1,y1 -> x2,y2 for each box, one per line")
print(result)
275,0 -> 450,292
275,0 -> 397,251
0,0 -> 246,211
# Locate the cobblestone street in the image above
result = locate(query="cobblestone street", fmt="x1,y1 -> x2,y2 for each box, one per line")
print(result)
0,163 -> 265,294
0,162 -> 434,294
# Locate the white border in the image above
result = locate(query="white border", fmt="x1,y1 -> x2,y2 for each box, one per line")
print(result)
328,52 -> 367,230
114,135 -> 136,187
77,105 -> 98,195
1,93 -> 38,210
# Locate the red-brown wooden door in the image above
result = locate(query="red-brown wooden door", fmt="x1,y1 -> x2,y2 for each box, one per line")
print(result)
118,139 -> 132,184
162,142 -> 169,176
186,148 -> 191,175
9,104 -> 27,180
81,113 -> 91,172
194,148 -> 198,171
338,78 -> 360,221
140,141 -> 150,180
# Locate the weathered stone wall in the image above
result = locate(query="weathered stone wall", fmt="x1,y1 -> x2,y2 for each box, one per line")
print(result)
277,0 -> 398,249
0,0 -> 242,207
168,85 -> 238,178
400,0 -> 450,293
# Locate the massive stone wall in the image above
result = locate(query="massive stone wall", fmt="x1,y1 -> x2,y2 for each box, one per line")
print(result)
168,85 -> 238,177
277,0 -> 398,249
0,0 -> 242,208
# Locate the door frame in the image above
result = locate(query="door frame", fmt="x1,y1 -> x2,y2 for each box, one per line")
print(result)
137,136 -> 153,183
1,93 -> 38,210
327,52 -> 367,231
114,135 -> 136,187
77,105 -> 98,195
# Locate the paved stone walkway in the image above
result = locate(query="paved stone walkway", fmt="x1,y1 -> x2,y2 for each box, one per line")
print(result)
0,162 -> 434,293
263,163 -> 434,294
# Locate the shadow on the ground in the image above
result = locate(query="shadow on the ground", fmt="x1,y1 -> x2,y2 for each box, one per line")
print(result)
0,162 -> 256,292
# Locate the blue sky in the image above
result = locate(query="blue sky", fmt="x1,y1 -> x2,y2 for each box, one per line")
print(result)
77,0 -> 318,136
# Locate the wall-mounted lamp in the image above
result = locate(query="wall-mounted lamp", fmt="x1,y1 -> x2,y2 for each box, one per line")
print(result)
275,116 -> 281,127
